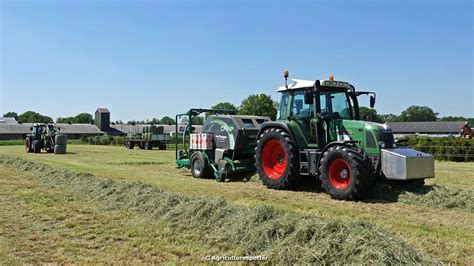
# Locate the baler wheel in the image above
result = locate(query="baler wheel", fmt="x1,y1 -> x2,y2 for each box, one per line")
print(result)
190,151 -> 212,179
319,146 -> 374,200
255,128 -> 301,189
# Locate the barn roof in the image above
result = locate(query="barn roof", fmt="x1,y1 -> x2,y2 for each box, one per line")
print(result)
0,117 -> 18,124
387,121 -> 468,134
96,108 -> 110,113
109,124 -> 202,134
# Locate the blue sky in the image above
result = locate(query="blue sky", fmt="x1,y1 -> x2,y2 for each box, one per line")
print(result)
1,0 -> 472,122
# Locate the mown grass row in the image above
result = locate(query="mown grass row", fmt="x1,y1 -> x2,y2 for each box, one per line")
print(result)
0,155 -> 432,264
369,182 -> 474,211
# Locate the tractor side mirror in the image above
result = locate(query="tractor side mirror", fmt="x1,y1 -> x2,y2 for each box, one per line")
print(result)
30,127 -> 33,130
370,96 -> 375,108
304,89 -> 314,105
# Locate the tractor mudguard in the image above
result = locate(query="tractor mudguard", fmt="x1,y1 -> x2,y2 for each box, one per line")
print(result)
257,122 -> 296,142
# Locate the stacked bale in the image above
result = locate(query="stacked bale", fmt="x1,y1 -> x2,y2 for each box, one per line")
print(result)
54,134 -> 67,154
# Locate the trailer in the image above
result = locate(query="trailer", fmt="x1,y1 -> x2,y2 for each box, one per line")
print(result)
124,125 -> 171,150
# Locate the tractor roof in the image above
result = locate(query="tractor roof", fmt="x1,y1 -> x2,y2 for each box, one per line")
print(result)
276,79 -> 353,92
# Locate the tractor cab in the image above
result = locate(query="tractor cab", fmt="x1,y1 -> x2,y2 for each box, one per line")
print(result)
275,75 -> 379,148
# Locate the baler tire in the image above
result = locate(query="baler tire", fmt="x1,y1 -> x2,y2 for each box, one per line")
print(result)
319,146 -> 374,200
190,151 -> 212,179
145,142 -> 153,150
255,128 -> 301,190
33,140 -> 41,153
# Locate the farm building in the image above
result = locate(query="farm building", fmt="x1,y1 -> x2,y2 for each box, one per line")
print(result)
0,117 -> 18,124
0,108 -> 202,140
387,121 -> 472,138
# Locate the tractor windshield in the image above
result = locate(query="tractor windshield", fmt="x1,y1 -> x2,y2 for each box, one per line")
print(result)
320,90 -> 353,119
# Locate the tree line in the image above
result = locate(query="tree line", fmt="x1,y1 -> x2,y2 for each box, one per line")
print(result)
360,105 -> 474,125
3,96 -> 472,125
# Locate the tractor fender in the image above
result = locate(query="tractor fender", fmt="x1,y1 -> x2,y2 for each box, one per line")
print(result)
257,121 -> 296,142
316,141 -> 361,171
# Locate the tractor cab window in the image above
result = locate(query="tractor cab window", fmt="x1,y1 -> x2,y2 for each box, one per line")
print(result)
277,92 -> 290,120
291,90 -> 313,118
320,91 -> 352,119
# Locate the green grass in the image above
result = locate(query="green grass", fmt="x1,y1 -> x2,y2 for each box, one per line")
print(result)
0,145 -> 473,263
0,157 -> 429,264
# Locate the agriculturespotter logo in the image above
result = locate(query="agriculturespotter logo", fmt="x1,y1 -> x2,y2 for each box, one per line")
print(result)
203,255 -> 268,262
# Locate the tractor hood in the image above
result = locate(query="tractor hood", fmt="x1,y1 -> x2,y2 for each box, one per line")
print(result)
340,120 -> 394,150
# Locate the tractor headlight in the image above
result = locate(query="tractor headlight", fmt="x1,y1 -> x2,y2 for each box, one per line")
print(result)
379,141 -> 386,148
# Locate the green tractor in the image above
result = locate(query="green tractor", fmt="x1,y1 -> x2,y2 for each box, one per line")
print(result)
255,72 -> 434,200
25,123 -> 60,153
176,108 -> 270,181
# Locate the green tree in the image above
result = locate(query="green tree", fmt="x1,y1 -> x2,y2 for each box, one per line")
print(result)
398,106 -> 438,122
206,102 -> 238,117
17,111 -> 53,123
359,107 -> 384,123
193,116 -> 204,125
57,113 -> 93,124
160,116 -> 175,125
56,117 -> 75,123
239,94 -> 277,120
3,112 -> 18,119
379,114 -> 399,122
74,113 -> 94,123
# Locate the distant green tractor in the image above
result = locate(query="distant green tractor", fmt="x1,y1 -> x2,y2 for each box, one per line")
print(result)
25,123 -> 60,153
255,72 -> 434,200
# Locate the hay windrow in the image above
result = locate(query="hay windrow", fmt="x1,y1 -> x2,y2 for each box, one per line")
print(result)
0,156 -> 432,264
370,182 -> 474,211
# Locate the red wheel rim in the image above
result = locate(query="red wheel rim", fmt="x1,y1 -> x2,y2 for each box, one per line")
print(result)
329,158 -> 352,190
25,139 -> 30,152
261,139 -> 287,179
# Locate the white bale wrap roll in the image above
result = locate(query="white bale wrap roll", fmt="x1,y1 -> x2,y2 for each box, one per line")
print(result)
54,144 -> 67,154
55,134 -> 68,145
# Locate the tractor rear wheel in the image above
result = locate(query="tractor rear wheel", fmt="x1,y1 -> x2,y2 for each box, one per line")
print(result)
190,151 -> 212,179
32,140 -> 41,153
25,138 -> 33,153
125,141 -> 134,149
319,146 -> 374,200
255,128 -> 300,189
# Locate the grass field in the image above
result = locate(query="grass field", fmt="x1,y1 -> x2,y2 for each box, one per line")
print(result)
0,145 -> 472,263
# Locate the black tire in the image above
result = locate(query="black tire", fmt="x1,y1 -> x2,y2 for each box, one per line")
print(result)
216,164 -> 231,182
405,179 -> 425,187
45,140 -> 54,153
139,143 -> 145,149
33,140 -> 41,153
190,151 -> 213,178
158,143 -> 167,150
319,145 -> 374,200
145,142 -> 153,150
255,128 -> 301,189
125,141 -> 133,149
25,137 -> 33,153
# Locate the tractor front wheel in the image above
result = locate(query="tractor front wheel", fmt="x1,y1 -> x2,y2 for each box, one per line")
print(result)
25,138 -> 33,153
255,128 -> 300,189
190,151 -> 212,179
319,146 -> 374,200
32,140 -> 41,154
